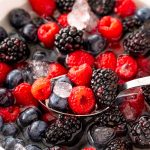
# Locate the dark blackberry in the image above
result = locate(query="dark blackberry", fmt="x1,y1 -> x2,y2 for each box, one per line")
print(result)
0,37 -> 30,64
105,138 -> 133,150
55,26 -> 83,54
44,115 -> 83,146
94,107 -> 126,127
142,85 -> 150,105
88,0 -> 115,16
91,69 -> 118,107
56,0 -> 75,13
0,27 -> 8,42
128,114 -> 150,148
122,16 -> 142,33
123,27 -> 150,56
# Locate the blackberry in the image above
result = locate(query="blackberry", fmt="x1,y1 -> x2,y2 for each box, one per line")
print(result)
94,107 -> 126,127
56,0 -> 75,13
105,138 -> 133,150
44,115 -> 83,146
55,26 -> 83,54
123,27 -> 150,56
0,37 -> 30,64
91,69 -> 118,107
142,85 -> 150,105
122,16 -> 142,33
128,114 -> 150,148
88,0 -> 115,16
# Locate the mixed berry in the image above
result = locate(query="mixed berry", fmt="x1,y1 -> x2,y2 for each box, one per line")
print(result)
0,0 -> 149,149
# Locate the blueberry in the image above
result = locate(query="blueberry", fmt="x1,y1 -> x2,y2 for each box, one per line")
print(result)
5,69 -> 24,89
56,75 -> 72,85
28,120 -> 48,142
32,51 -> 47,61
0,26 -> 8,42
2,137 -> 24,150
20,23 -> 38,42
9,8 -> 31,29
83,34 -> 106,56
17,107 -> 41,127
136,8 -> 150,22
2,123 -> 18,137
48,93 -> 68,112
32,17 -> 45,28
0,88 -> 15,107
0,116 -> 3,130
25,145 -> 42,150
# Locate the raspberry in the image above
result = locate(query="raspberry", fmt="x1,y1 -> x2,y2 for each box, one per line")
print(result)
31,77 -> 51,101
95,51 -> 117,71
0,106 -> 20,123
29,0 -> 56,17
0,62 -> 12,84
13,83 -> 38,106
66,50 -> 95,68
68,86 -> 95,115
42,113 -> 56,123
47,63 -> 68,79
98,16 -> 123,40
116,55 -> 138,80
38,22 -> 60,48
82,147 -> 96,150
114,0 -> 136,18
57,14 -> 69,28
68,63 -> 93,86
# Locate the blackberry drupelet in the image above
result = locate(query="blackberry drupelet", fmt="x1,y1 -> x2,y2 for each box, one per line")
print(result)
128,114 -> 150,148
55,26 -> 83,54
91,69 -> 118,107
44,115 -> 83,146
122,16 -> 142,33
123,27 -> 150,55
88,0 -> 115,16
142,85 -> 150,105
0,37 -> 30,64
94,106 -> 126,127
56,0 -> 75,13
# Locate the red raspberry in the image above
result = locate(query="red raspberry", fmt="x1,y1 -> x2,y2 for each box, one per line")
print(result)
98,16 -> 123,41
68,63 -> 93,86
66,50 -> 95,68
114,0 -> 136,18
13,83 -> 38,106
116,55 -> 138,80
119,88 -> 145,121
31,77 -> 51,101
57,14 -> 68,28
95,51 -> 117,71
42,113 -> 56,123
82,148 -> 96,150
0,106 -> 20,123
47,63 -> 68,79
29,0 -> 56,17
0,62 -> 12,84
38,22 -> 60,48
68,86 -> 95,115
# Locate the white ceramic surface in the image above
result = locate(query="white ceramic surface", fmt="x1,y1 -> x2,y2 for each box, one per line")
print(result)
0,0 -> 149,150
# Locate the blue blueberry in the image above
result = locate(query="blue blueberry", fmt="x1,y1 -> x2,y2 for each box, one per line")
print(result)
48,93 -> 68,112
83,34 -> 106,56
28,120 -> 48,142
20,23 -> 38,42
17,107 -> 41,127
0,116 -> 3,130
5,69 -> 24,89
25,145 -> 42,150
0,26 -> 8,42
0,88 -> 15,107
56,75 -> 72,84
136,8 -> 150,22
2,137 -> 24,150
2,123 -> 18,137
9,8 -> 31,29
32,51 -> 48,61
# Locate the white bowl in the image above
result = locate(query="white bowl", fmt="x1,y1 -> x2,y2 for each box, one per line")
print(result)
0,0 -> 149,150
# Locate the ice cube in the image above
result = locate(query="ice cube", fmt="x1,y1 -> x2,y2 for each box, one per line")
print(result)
53,81 -> 72,98
67,0 -> 98,32
27,60 -> 50,80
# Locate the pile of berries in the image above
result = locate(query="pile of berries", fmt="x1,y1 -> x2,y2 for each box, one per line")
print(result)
0,0 -> 149,149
